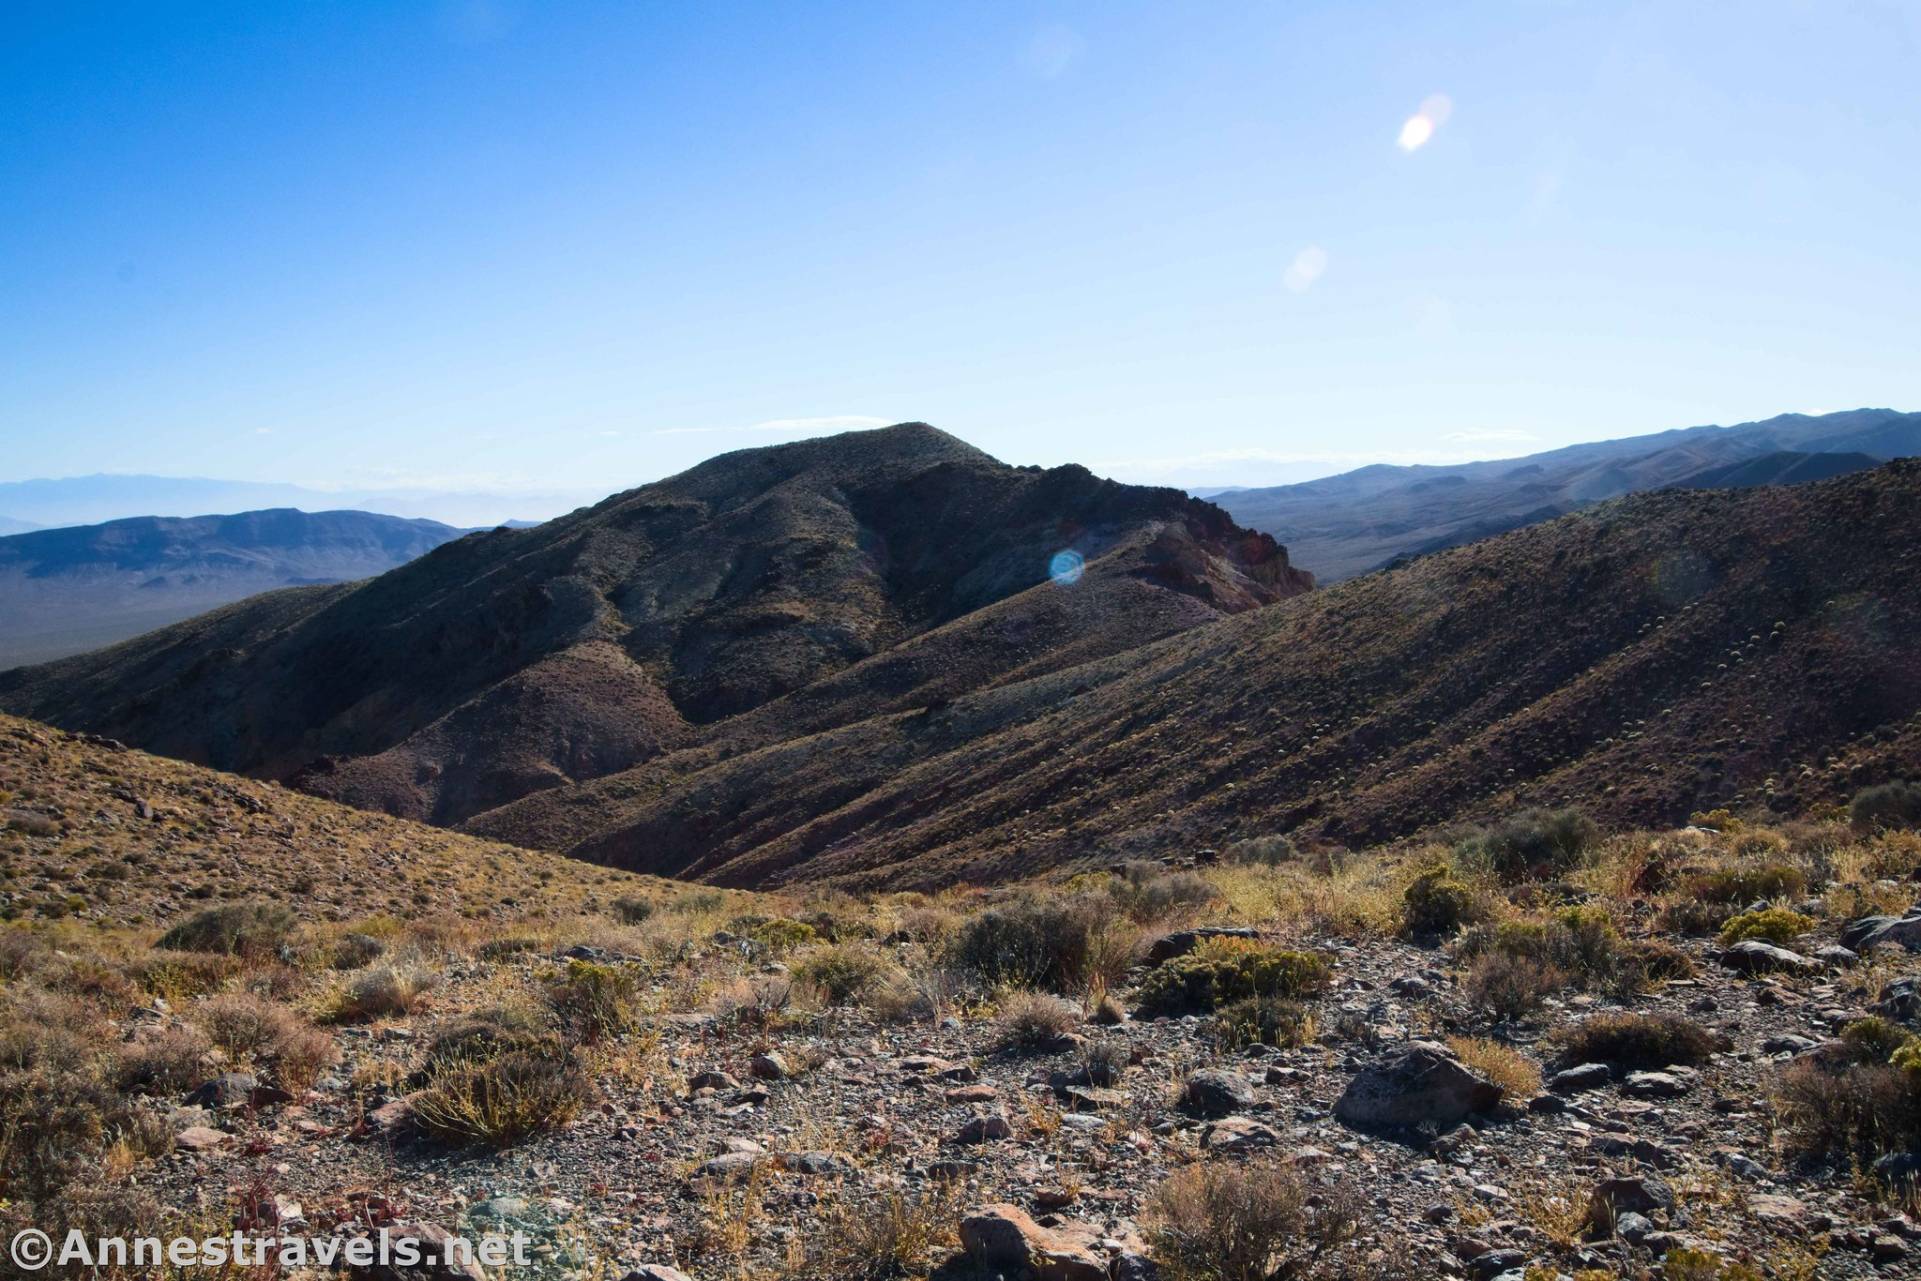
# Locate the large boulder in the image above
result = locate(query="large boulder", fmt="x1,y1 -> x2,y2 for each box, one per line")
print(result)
1842,909 -> 1921,953
959,1204 -> 1108,1281
1181,1069 -> 1256,1117
1334,1041 -> 1502,1131
1719,940 -> 1819,974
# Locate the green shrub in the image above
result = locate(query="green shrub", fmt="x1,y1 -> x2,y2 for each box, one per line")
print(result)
948,895 -> 1138,994
546,959 -> 640,1041
1458,808 -> 1599,882
1135,939 -> 1330,1017
1556,1012 -> 1723,1069
1851,781 -> 1921,833
611,895 -> 656,924
1716,907 -> 1813,946
793,943 -> 899,1006
1400,866 -> 1483,938
412,1045 -> 591,1147
1224,834 -> 1297,866
1213,995 -> 1313,1049
156,902 -> 296,958
747,917 -> 818,953
1687,864 -> 1805,905
1840,1016 -> 1917,1065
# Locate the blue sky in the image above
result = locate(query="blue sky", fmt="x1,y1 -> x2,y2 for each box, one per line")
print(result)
3,0 -> 1918,507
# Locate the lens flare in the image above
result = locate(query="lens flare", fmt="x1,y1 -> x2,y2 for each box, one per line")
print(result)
1049,550 -> 1085,585
1396,93 -> 1453,152
1284,245 -> 1328,294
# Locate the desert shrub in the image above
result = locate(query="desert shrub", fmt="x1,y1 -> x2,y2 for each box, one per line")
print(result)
1716,907 -> 1813,946
330,960 -> 438,1022
330,932 -> 385,970
196,991 -> 296,1061
131,949 -> 240,1000
611,895 -> 656,924
1447,1036 -> 1542,1099
114,1025 -> 211,1095
419,1007 -> 553,1079
994,990 -> 1081,1051
1400,866 -> 1484,938
1458,808 -> 1599,882
1656,897 -> 1736,936
1225,834 -> 1298,866
1078,1037 -> 1131,1086
794,943 -> 900,1006
412,1044 -> 591,1147
1771,1056 -> 1921,1164
747,917 -> 818,954
1463,951 -> 1564,1020
1115,870 -> 1220,924
156,902 -> 296,958
1687,863 -> 1805,905
667,888 -> 726,915
1145,1158 -> 1361,1281
1456,905 -> 1661,1012
476,935 -> 541,961
711,974 -> 795,1030
1851,781 -> 1921,833
1621,937 -> 1697,984
1555,1012 -> 1722,1070
786,1183 -> 960,1281
947,894 -> 1138,994
0,1066 -> 140,1201
1214,995 -> 1313,1049
1840,1017 -> 1917,1064
2,810 -> 59,838
546,959 -> 640,1041
0,927 -> 47,980
1135,939 -> 1331,1017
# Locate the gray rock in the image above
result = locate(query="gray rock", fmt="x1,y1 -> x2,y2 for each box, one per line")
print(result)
1548,1062 -> 1612,1093
184,1072 -> 259,1109
955,1114 -> 1012,1144
1334,1041 -> 1501,1131
1720,939 -> 1819,974
691,1151 -> 762,1180
1622,1070 -> 1691,1098
1201,1115 -> 1281,1153
1876,977 -> 1921,1022
1842,909 -> 1921,953
1182,1069 -> 1256,1117
1586,1175 -> 1678,1232
618,1269 -> 694,1281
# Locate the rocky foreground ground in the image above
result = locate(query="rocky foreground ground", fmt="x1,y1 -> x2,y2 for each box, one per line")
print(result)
5,717 -> 1921,1280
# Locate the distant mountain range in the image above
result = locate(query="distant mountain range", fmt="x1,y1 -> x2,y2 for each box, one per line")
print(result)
0,473 -> 590,531
3,422 -> 1917,889
0,509 -> 470,669
0,424 -> 1310,832
1214,408 -> 1920,581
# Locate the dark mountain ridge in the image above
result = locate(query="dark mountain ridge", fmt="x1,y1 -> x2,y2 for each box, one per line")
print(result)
0,423 -> 1309,827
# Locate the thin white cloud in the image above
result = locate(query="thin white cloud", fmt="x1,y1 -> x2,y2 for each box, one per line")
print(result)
1093,445 -> 1505,476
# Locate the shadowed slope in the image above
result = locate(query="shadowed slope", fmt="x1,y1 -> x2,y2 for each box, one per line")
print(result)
470,460 -> 1921,889
0,424 -> 1310,826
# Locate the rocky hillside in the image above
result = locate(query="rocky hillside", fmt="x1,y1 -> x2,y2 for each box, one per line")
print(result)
0,424 -> 1310,828
0,508 -> 467,669
470,460 -> 1921,888
1217,408 -> 1921,581
4,711 -> 1920,1279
